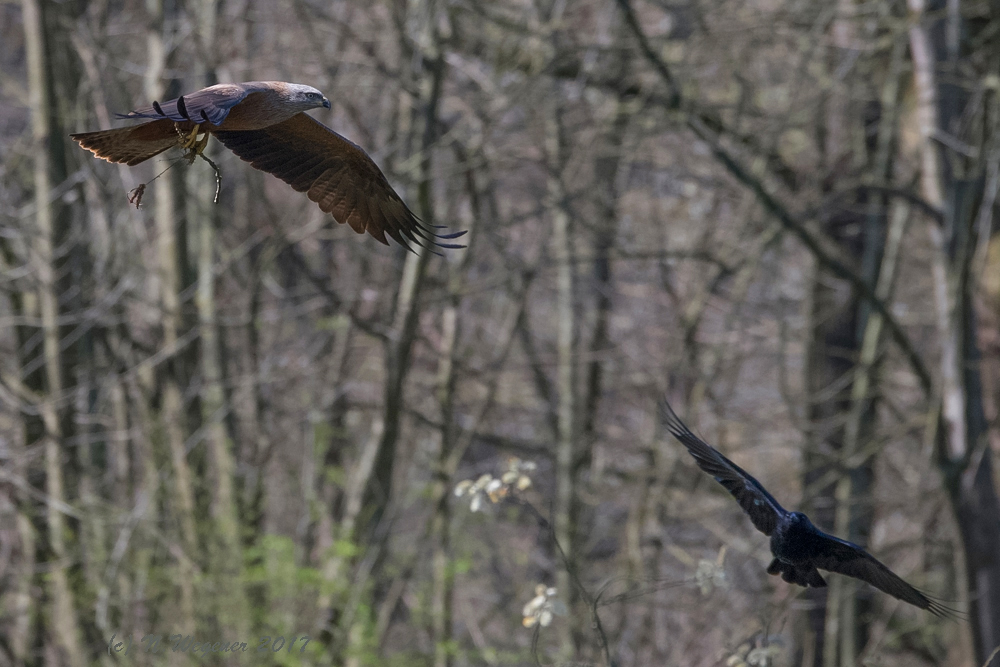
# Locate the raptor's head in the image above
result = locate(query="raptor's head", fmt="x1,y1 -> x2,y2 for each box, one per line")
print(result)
286,83 -> 331,111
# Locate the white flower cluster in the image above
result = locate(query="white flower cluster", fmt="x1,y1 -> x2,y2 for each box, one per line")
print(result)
453,474 -> 504,512
521,584 -> 566,628
500,457 -> 536,489
453,458 -> 536,512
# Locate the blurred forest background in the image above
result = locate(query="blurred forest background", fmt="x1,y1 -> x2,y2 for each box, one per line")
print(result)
2,0 -> 1000,665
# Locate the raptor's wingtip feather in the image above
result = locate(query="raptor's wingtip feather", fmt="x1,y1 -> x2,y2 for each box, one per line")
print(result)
435,229 -> 468,240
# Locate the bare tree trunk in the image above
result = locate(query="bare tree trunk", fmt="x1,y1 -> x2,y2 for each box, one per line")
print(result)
323,416 -> 384,663
361,0 -> 444,568
427,136 -> 485,667
186,0 -> 247,637
817,8 -> 855,665
367,134 -> 434,523
22,0 -> 85,663
431,285 -> 459,667
9,509 -> 35,662
318,7 -> 448,653
545,90 -> 578,660
908,0 -> 1000,661
822,28 -> 910,667
123,374 -> 166,635
831,35 -> 906,667
193,118 -> 246,633
797,9 -> 898,666
94,361 -> 140,637
832,199 -> 907,666
0,297 -> 36,662
145,0 -> 197,633
335,5 -> 448,659
367,245 -> 431,519
581,59 -> 632,475
800,263 -> 837,667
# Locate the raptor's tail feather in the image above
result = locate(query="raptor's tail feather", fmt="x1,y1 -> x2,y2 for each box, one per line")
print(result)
71,119 -> 182,166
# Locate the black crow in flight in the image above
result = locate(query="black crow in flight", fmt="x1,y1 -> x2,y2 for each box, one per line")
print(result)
662,400 -> 951,616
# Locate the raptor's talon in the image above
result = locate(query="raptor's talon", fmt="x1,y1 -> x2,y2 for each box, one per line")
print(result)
177,123 -> 202,150
184,132 -> 211,164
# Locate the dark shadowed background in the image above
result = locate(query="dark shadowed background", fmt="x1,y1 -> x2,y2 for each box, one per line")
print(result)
1,0 -> 999,665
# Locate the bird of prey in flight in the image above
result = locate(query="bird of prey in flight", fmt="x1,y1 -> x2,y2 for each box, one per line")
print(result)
71,81 -> 464,251
662,400 -> 951,617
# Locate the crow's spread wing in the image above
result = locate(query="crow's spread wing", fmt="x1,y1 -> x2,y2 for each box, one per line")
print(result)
810,533 -> 952,617
662,400 -> 787,536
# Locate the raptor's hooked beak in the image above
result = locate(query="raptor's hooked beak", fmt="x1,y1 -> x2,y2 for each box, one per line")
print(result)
322,97 -> 331,109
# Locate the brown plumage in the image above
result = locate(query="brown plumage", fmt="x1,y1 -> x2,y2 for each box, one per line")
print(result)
71,81 -> 464,250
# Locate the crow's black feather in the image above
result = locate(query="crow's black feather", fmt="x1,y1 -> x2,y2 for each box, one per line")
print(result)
662,400 -> 955,618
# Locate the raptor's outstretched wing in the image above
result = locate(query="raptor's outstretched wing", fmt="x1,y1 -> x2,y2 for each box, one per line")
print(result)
215,114 -> 465,251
